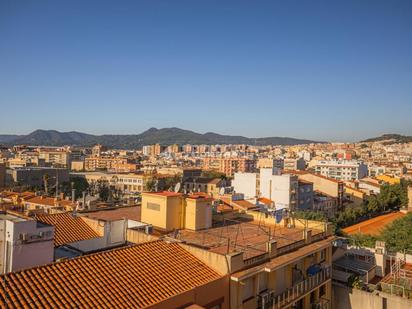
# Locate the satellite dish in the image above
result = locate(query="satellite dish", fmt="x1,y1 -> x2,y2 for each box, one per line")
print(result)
174,183 -> 181,193
219,187 -> 225,196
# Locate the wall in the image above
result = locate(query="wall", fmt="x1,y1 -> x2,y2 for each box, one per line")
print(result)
166,196 -> 184,230
69,217 -> 126,253
146,277 -> 229,309
298,173 -> 340,198
141,194 -> 168,229
232,172 -> 257,199
185,198 -> 212,231
127,229 -> 159,244
260,170 -> 295,209
0,163 -> 5,188
333,284 -> 412,309
2,218 -> 54,273
179,243 -> 230,275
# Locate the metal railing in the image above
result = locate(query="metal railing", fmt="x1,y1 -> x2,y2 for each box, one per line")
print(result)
277,239 -> 305,256
257,266 -> 331,309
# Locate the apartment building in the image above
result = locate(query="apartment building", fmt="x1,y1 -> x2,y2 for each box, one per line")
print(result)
221,158 -> 257,177
258,158 -> 284,169
142,144 -> 166,156
84,156 -> 128,171
314,160 -> 368,181
141,197 -> 335,309
284,157 -> 306,171
292,171 -> 344,207
233,169 -> 309,211
298,180 -> 314,210
260,168 -> 299,210
38,149 -> 70,167
0,212 -> 54,274
167,143 -> 181,153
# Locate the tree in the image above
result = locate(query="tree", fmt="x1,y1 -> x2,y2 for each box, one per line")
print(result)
201,170 -> 227,180
163,174 -> 182,190
92,179 -> 110,201
144,178 -> 158,192
61,177 -> 89,199
295,210 -> 326,221
349,233 -> 377,248
99,185 -> 110,202
381,213 -> 412,252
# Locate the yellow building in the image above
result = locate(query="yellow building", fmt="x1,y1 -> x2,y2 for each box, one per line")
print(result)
376,174 -> 401,185
136,192 -> 335,309
141,192 -> 213,231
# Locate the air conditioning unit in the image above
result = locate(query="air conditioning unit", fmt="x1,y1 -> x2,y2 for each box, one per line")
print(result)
20,233 -> 28,241
258,291 -> 271,308
145,225 -> 153,235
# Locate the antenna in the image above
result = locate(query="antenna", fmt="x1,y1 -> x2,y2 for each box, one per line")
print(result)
174,182 -> 181,193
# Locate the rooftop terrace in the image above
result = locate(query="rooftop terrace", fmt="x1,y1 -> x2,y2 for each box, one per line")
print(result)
173,216 -> 325,260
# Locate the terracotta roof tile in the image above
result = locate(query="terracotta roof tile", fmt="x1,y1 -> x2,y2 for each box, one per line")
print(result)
35,213 -> 101,246
0,241 -> 222,308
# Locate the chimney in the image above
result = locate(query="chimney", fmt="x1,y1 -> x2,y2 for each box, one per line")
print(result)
82,191 -> 86,209
59,192 -> 64,200
72,188 -> 76,203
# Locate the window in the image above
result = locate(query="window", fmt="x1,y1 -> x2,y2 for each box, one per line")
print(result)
320,249 -> 326,262
147,202 -> 160,211
319,284 -> 326,297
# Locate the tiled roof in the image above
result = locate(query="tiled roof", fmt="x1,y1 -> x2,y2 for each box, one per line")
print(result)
84,206 -> 141,222
0,241 -> 222,308
25,196 -> 76,208
35,213 -> 101,246
343,212 -> 405,236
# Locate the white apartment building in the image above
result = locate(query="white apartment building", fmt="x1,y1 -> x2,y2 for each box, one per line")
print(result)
283,157 -> 306,170
314,160 -> 368,181
232,168 -> 298,210
232,172 -> 258,200
0,212 -> 54,274
260,168 -> 298,210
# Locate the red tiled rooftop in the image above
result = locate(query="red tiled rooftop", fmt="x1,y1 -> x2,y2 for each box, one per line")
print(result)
35,213 -> 101,246
343,212 -> 405,236
0,240 -> 222,308
84,206 -> 141,222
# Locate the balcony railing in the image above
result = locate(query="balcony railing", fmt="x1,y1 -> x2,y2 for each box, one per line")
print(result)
257,266 -> 331,309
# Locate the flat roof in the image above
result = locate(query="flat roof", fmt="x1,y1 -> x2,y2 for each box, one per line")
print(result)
0,213 -> 27,222
173,218 -> 324,260
83,206 -> 141,222
231,236 -> 334,281
143,191 -> 182,197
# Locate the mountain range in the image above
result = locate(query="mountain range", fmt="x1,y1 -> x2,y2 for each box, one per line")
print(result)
0,128 -> 322,148
361,134 -> 412,144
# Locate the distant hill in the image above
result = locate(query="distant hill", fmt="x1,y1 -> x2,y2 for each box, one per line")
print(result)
0,134 -> 21,143
361,134 -> 412,144
0,128 -> 323,148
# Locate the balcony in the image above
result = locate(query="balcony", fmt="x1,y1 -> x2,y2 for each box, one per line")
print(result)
257,266 -> 331,309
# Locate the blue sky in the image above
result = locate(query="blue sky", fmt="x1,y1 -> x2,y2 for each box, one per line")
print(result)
0,0 -> 411,141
